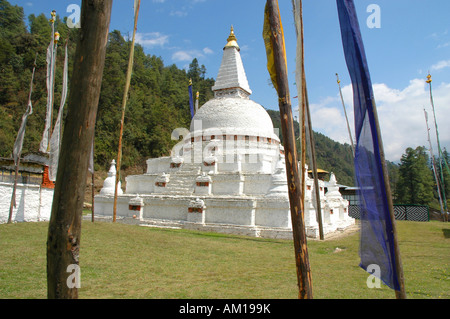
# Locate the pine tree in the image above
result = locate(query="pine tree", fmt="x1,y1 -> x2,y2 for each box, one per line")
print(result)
396,146 -> 435,205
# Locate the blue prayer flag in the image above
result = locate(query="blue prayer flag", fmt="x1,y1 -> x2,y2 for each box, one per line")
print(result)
336,0 -> 400,291
188,79 -> 195,119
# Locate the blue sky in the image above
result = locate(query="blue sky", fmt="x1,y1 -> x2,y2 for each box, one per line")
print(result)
11,0 -> 450,162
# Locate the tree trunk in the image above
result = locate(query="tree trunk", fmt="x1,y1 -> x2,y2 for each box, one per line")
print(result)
47,0 -> 112,299
266,0 -> 313,299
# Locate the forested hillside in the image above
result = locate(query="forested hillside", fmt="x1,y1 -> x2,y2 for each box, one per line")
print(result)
0,0 -> 214,172
0,1 -> 78,160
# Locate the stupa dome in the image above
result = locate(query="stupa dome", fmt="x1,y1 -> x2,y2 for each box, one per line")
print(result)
190,98 -> 278,140
189,27 -> 278,141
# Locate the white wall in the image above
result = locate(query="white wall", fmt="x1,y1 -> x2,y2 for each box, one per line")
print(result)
126,174 -> 157,194
0,182 -> 53,223
146,157 -> 171,174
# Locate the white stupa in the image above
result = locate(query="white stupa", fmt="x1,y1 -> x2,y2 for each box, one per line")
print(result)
99,160 -> 123,196
94,28 -> 354,238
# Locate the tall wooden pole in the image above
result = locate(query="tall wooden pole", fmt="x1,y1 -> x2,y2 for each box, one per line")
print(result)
8,160 -> 21,224
113,0 -> 141,222
297,1 -> 307,225
424,109 -> 446,220
91,136 -> 95,223
47,0 -> 112,299
336,73 -> 355,156
265,0 -> 313,299
305,87 -> 324,240
370,96 -> 406,299
427,74 -> 448,215
92,170 -> 95,223
47,14 -> 57,153
292,0 -> 324,240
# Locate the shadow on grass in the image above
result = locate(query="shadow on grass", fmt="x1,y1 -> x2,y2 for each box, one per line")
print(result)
442,228 -> 450,238
141,225 -> 291,245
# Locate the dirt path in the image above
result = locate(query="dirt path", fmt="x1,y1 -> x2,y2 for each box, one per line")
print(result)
312,222 -> 360,241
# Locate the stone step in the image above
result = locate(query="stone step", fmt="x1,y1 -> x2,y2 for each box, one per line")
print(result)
163,164 -> 201,195
167,186 -> 193,190
179,164 -> 202,173
167,178 -> 195,185
166,186 -> 193,190
165,191 -> 193,194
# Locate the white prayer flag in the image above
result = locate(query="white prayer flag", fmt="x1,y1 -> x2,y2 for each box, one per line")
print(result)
49,43 -> 68,182
13,100 -> 33,165
40,22 -> 57,154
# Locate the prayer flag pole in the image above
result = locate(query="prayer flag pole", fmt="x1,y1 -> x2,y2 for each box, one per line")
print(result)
305,87 -> 324,240
188,79 -> 195,119
113,0 -> 141,222
40,11 -> 57,154
424,108 -> 446,221
195,91 -> 200,114
426,74 -> 448,217
373,95 -> 406,300
49,39 -> 69,182
264,0 -> 313,299
336,73 -> 355,156
47,0 -> 112,298
90,136 -> 95,223
291,0 -> 324,240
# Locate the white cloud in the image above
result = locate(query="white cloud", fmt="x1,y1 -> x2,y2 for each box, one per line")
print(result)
371,83 -> 403,103
309,102 -> 351,144
170,10 -> 188,17
437,42 -> 450,49
135,32 -> 169,48
203,47 -> 214,55
172,50 -> 195,62
309,79 -> 450,162
172,48 -> 212,62
306,94 -> 353,147
431,60 -> 450,71
166,0 -> 207,17
240,44 -> 250,52
429,30 -> 450,49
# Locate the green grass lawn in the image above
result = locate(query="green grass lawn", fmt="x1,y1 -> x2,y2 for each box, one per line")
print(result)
0,220 -> 448,299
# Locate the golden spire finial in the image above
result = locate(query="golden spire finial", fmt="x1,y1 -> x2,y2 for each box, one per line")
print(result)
227,25 -> 237,42
224,25 -> 240,51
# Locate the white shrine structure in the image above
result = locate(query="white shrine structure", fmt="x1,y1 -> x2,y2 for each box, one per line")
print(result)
94,28 -> 354,238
